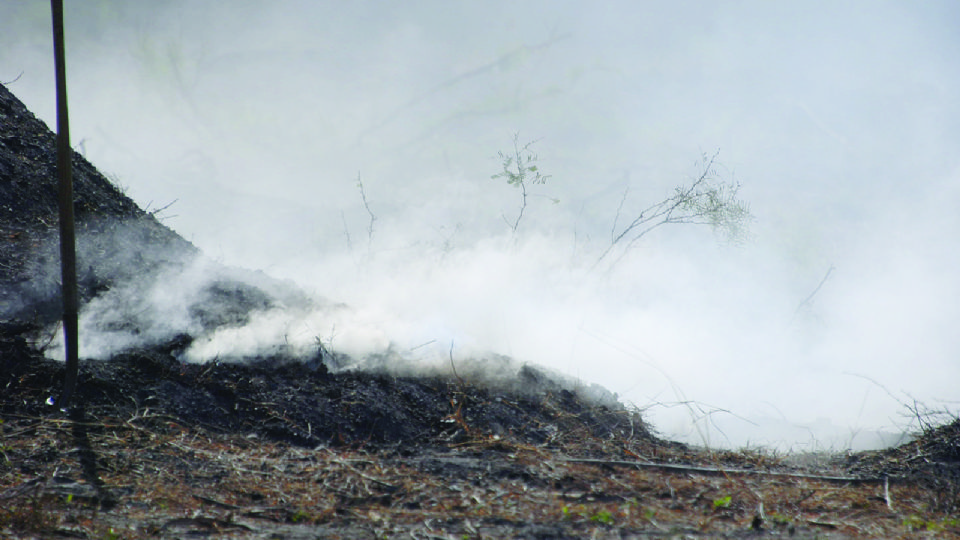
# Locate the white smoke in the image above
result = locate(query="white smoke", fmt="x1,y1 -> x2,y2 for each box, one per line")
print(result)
4,1 -> 959,450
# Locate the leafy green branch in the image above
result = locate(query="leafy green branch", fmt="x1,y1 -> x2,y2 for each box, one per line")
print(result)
491,133 -> 554,234
598,151 -> 751,267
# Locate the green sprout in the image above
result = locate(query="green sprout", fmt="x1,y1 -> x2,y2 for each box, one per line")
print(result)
712,495 -> 732,509
491,133 -> 554,233
590,510 -> 615,525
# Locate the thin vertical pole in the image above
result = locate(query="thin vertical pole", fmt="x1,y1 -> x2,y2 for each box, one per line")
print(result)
51,0 -> 79,408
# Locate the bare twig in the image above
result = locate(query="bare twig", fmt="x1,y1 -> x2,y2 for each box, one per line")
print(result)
561,457 -> 896,484
611,186 -> 629,243
37,320 -> 61,352
0,477 -> 46,500
356,34 -> 570,143
2,71 -> 24,85
330,457 -> 397,490
193,494 -> 241,510
356,172 -> 376,244
845,372 -> 955,436
410,339 -> 437,352
449,340 -> 464,388
501,175 -> 529,233
340,210 -> 353,251
794,265 -> 835,317
147,198 -> 178,220
884,475 -> 893,510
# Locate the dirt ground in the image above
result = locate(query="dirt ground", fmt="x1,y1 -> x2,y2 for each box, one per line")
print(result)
1,335 -> 958,539
1,81 -> 959,539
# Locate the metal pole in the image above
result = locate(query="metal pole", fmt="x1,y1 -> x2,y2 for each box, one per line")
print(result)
51,0 -> 79,408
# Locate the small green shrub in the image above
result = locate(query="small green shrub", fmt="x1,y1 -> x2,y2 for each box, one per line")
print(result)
712,495 -> 732,509
590,510 -> 615,525
491,133 -> 554,233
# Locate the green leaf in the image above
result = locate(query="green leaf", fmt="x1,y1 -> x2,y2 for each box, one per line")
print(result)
590,510 -> 615,524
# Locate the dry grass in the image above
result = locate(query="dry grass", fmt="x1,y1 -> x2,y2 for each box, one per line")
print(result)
2,409 -> 958,539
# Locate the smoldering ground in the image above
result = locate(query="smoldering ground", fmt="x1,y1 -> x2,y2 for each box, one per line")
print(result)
2,0 -> 958,450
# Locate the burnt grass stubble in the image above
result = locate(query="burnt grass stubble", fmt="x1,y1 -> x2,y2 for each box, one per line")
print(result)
1,80 -> 959,538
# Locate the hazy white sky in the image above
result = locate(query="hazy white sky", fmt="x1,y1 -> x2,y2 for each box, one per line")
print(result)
2,1 -> 958,449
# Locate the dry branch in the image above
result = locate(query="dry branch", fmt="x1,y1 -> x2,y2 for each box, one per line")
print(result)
561,457 -> 896,484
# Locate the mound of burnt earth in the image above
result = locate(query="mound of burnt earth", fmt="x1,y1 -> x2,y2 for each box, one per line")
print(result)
6,320 -> 959,539
0,324 -> 645,452
3,331 -> 960,540
0,80 -> 642,451
0,79 -> 640,444
0,81 -> 197,324
2,81 -> 302,346
846,416 -> 960,514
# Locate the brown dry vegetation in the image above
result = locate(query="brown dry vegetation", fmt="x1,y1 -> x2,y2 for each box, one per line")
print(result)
1,410 -> 959,539
1,338 -> 958,539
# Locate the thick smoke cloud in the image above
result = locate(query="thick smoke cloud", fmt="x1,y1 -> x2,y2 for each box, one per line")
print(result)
2,1 -> 958,450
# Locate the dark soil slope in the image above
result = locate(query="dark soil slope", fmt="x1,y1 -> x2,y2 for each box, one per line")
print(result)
0,79 -> 639,449
0,81 -> 197,323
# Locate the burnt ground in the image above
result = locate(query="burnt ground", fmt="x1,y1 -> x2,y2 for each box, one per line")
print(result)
1,80 -> 959,539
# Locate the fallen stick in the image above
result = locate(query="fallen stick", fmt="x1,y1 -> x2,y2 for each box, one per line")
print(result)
560,457 -> 897,484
